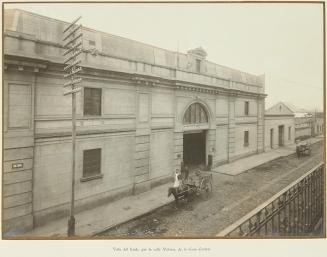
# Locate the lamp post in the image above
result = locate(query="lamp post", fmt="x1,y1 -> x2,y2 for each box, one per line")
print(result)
62,16 -> 83,237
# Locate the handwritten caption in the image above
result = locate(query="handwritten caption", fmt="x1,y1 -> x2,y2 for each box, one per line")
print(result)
113,247 -> 211,253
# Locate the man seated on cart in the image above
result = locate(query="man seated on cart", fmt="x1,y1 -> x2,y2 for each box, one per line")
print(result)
168,170 -> 182,197
173,170 -> 182,189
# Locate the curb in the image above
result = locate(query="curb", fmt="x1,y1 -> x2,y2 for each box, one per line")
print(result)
91,199 -> 175,236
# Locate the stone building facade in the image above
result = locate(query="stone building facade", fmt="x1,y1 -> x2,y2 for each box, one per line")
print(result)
311,112 -> 323,137
3,9 -> 266,234
294,116 -> 313,139
280,103 -> 312,140
264,102 -> 295,151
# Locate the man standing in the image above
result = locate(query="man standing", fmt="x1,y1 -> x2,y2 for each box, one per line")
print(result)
181,162 -> 189,181
173,170 -> 181,189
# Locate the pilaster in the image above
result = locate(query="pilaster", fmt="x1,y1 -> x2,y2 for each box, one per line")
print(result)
228,95 -> 236,162
257,97 -> 265,153
133,84 -> 151,194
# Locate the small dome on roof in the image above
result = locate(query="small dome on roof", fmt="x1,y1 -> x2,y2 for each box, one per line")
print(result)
187,47 -> 207,59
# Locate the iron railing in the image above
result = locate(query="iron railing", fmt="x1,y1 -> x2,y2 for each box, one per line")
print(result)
217,162 -> 324,237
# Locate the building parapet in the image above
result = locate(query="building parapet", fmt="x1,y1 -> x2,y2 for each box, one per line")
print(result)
4,9 -> 265,95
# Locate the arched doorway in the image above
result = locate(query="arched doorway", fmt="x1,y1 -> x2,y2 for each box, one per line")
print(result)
182,102 -> 209,169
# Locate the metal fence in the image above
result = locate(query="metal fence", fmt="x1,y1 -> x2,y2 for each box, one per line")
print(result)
217,162 -> 324,237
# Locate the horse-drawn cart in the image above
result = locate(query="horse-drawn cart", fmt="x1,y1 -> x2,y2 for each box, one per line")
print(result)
168,170 -> 213,204
296,139 -> 311,157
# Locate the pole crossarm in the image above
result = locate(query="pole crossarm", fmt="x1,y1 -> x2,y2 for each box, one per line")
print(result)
64,49 -> 83,64
63,16 -> 82,33
63,33 -> 83,49
63,24 -> 83,41
63,87 -> 82,96
63,42 -> 83,56
64,67 -> 83,78
64,78 -> 82,88
64,59 -> 82,72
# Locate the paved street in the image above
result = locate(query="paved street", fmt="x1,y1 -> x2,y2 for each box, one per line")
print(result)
99,141 -> 323,237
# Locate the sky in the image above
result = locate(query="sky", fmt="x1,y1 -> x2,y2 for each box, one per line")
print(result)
3,2 -> 324,111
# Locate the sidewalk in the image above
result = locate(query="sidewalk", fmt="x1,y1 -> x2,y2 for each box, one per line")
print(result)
22,183 -> 174,237
212,136 -> 323,176
212,147 -> 295,176
20,136 -> 323,237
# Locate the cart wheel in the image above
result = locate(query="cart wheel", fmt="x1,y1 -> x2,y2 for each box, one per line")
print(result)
296,149 -> 300,158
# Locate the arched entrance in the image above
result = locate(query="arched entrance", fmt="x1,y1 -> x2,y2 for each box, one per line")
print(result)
182,102 -> 209,169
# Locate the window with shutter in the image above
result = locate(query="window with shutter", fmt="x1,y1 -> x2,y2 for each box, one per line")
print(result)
89,40 -> 96,46
83,148 -> 101,179
244,131 -> 249,147
84,87 -> 101,116
245,101 -> 249,115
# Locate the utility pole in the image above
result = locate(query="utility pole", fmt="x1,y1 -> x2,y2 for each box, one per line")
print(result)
314,108 -> 317,136
62,16 -> 83,237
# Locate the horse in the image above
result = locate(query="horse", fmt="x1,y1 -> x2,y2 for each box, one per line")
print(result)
167,184 -> 197,205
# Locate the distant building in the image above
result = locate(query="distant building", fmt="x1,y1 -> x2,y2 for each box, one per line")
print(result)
3,9 -> 266,234
311,112 -> 324,136
264,102 -> 295,150
281,103 -> 312,140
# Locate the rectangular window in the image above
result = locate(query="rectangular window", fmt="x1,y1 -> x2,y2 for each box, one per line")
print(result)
244,130 -> 249,147
245,101 -> 249,115
89,40 -> 96,46
82,148 -> 101,179
84,87 -> 101,116
196,59 -> 201,73
288,126 -> 291,140
8,84 -> 32,129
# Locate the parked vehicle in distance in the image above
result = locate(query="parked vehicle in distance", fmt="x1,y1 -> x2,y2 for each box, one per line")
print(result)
296,139 -> 311,157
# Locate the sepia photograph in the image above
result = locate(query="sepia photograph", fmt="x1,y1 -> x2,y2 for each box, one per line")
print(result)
1,0 -> 325,242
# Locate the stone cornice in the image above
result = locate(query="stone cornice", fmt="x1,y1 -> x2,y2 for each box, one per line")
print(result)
4,54 -> 267,99
35,127 -> 136,139
4,32 -> 265,88
4,55 -> 48,72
